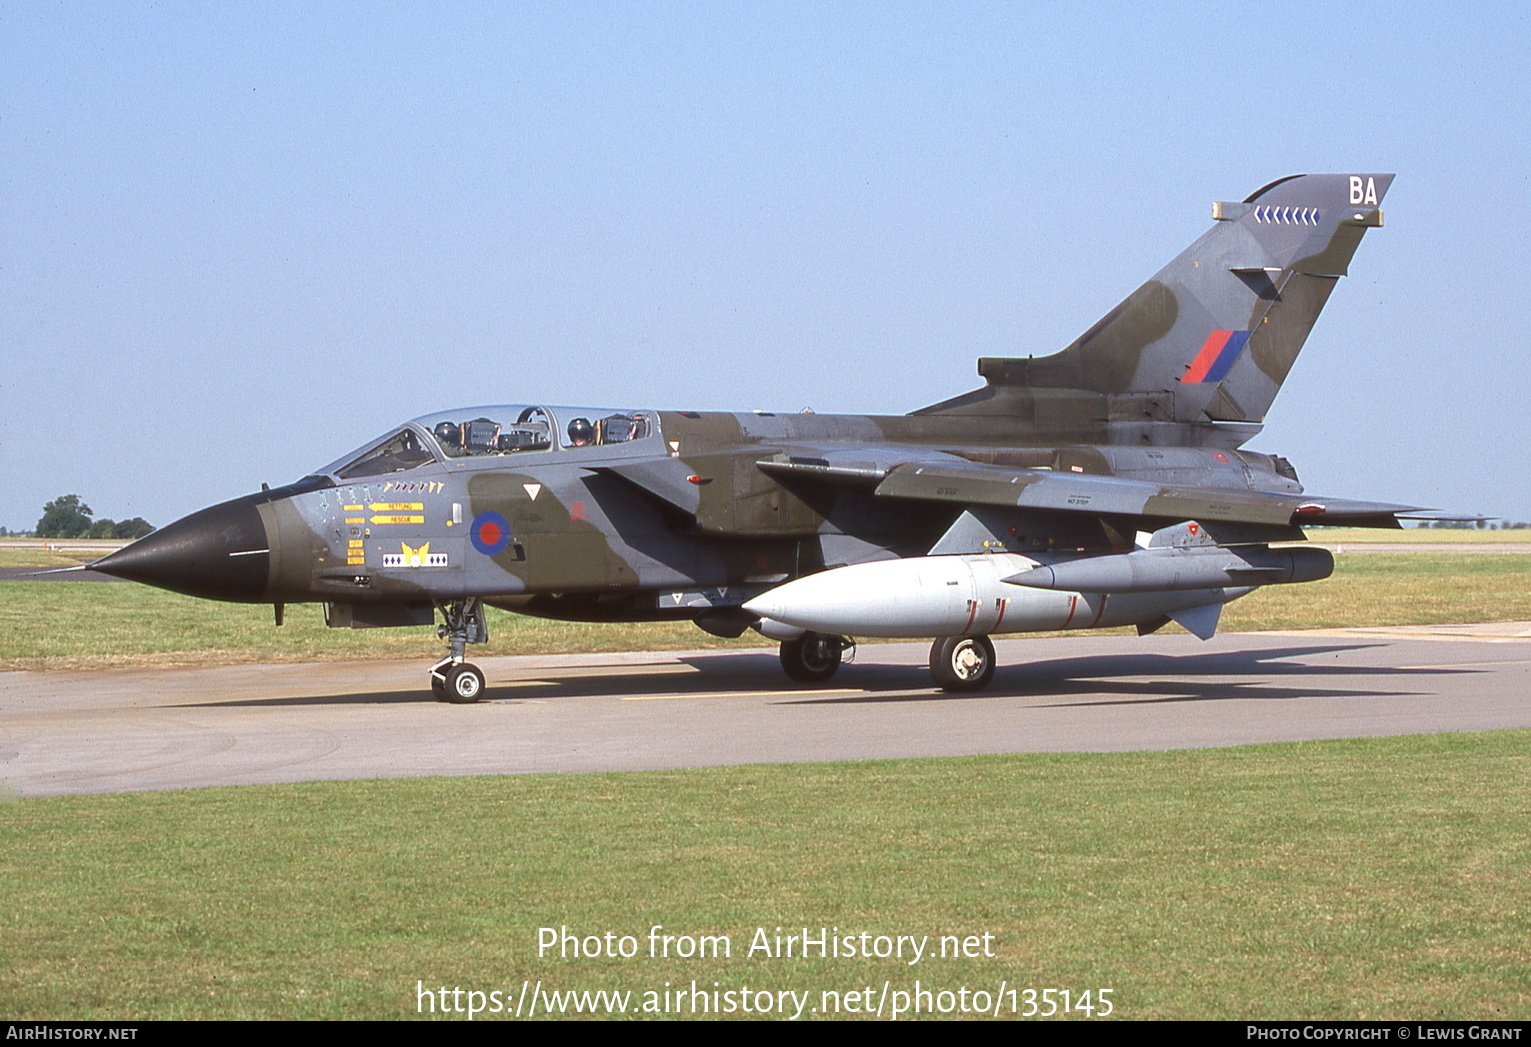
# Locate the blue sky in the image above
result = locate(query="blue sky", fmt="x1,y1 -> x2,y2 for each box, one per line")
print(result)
4,3 -> 1529,530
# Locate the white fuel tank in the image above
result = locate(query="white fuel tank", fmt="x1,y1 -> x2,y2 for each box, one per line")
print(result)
743,554 -> 1251,639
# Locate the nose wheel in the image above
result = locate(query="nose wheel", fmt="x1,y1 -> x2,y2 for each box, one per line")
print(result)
431,659 -> 486,703
930,634 -> 996,692
431,598 -> 489,702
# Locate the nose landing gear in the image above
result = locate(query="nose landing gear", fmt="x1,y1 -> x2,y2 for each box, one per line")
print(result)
431,598 -> 489,703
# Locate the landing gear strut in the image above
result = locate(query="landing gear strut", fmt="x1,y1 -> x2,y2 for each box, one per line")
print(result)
779,631 -> 852,683
930,634 -> 996,692
431,598 -> 489,703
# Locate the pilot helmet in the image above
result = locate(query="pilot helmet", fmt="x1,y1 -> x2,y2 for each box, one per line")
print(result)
433,421 -> 461,448
567,417 -> 594,446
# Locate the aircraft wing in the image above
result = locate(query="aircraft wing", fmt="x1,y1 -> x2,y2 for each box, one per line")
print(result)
759,451 -> 1424,528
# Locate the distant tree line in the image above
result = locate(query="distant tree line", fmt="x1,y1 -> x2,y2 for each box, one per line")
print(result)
35,495 -> 154,540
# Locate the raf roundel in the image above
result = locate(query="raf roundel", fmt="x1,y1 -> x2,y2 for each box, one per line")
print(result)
469,511 -> 512,556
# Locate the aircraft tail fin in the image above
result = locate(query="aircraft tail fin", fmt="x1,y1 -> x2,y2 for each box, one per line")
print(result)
917,174 -> 1393,434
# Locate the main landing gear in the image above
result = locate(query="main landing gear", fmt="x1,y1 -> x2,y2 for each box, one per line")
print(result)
929,634 -> 996,692
431,598 -> 489,703
779,631 -> 854,683
778,631 -> 997,691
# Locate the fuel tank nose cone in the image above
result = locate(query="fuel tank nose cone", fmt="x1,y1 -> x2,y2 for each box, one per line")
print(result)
91,495 -> 272,601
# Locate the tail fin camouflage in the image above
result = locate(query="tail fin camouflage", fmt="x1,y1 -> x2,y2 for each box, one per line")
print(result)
917,173 -> 1393,444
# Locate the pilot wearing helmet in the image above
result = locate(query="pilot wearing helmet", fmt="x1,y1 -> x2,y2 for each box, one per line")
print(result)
432,420 -> 463,455
566,417 -> 595,447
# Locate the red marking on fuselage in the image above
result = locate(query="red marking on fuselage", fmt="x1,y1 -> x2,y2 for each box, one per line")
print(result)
1062,594 -> 1079,628
1089,594 -> 1109,627
963,599 -> 979,634
994,598 -> 1008,631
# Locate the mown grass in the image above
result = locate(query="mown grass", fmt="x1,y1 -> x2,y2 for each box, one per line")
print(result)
0,581 -> 747,671
3,733 -> 1528,1020
1221,553 -> 1531,630
0,541 -> 126,568
1301,527 -> 1531,544
3,554 -> 1530,671
0,549 -> 101,569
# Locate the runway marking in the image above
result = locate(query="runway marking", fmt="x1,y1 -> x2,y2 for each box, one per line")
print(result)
623,688 -> 865,702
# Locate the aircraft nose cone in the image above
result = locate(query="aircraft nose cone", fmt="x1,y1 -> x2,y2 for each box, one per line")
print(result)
92,495 -> 272,601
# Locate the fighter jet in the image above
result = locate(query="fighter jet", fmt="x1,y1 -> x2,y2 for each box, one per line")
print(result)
92,173 -> 1418,701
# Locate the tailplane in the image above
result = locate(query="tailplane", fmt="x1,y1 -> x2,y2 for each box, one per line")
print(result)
918,174 -> 1393,439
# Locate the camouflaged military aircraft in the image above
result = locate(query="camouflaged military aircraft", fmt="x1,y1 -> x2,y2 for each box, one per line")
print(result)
91,173 -> 1418,702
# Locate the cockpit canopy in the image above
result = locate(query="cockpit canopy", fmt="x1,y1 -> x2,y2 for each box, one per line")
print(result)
423,406 -> 651,457
317,405 -> 655,480
432,406 -> 554,457
333,428 -> 434,479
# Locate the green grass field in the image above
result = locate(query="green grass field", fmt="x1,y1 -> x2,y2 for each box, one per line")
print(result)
4,733 -> 1528,1020
4,553 -> 1530,671
5,546 -> 1529,1019
1301,527 -> 1531,544
0,540 -> 128,568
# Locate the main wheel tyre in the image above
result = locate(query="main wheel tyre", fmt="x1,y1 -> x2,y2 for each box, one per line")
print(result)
430,676 -> 448,702
930,635 -> 996,692
780,632 -> 843,683
443,662 -> 486,704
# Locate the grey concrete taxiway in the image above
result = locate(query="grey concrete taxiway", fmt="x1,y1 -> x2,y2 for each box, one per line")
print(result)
5,622 -> 1531,798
